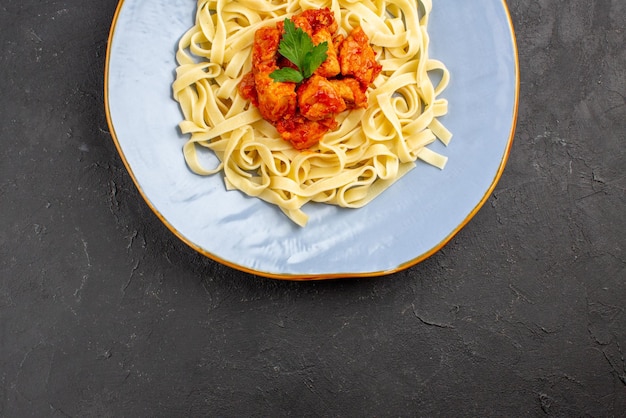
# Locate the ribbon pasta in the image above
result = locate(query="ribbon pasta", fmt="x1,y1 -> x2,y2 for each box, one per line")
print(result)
173,0 -> 451,226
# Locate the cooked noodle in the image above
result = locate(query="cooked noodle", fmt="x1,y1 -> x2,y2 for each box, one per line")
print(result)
173,0 -> 451,226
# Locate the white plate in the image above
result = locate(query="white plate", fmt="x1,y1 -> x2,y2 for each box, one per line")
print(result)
105,0 -> 519,279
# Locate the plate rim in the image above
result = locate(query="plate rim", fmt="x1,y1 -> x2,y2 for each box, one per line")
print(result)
104,0 -> 520,280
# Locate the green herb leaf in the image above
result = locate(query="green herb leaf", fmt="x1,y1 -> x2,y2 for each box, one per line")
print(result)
269,67 -> 304,83
302,42 -> 328,79
278,19 -> 314,71
270,18 -> 328,82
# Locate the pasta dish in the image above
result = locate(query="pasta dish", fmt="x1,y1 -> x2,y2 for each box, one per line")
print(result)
173,0 -> 451,226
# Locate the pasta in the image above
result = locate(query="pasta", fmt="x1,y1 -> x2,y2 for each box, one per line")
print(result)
173,0 -> 451,226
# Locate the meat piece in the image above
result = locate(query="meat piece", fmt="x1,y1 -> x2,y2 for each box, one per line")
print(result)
251,26 -> 297,122
291,8 -> 338,35
276,115 -> 338,150
328,78 -> 368,109
312,28 -> 340,78
252,26 -> 281,71
254,72 -> 297,122
238,71 -> 258,106
338,26 -> 382,87
287,13 -> 312,35
297,75 -> 346,121
333,34 -> 345,50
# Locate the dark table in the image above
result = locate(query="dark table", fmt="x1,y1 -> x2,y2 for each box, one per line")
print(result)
2,1 -> 625,416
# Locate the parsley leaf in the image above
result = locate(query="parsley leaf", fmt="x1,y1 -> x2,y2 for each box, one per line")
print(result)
301,41 -> 328,79
270,18 -> 328,83
270,67 -> 303,83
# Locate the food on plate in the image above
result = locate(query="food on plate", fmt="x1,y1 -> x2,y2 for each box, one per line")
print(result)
239,10 -> 381,150
172,0 -> 451,226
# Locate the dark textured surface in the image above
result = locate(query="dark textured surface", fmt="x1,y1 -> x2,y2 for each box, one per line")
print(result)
1,0 -> 625,416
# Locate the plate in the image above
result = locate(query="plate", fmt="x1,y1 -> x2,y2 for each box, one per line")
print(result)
105,0 -> 519,279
